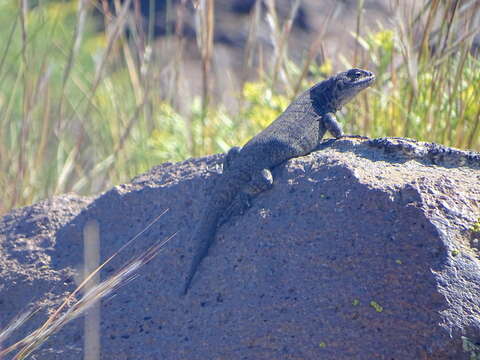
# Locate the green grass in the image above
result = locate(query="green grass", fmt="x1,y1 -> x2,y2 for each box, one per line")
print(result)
0,0 -> 479,215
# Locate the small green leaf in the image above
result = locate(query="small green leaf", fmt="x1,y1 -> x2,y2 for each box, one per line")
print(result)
370,301 -> 383,313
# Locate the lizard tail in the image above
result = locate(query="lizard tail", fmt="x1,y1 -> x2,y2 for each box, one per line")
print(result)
182,173 -> 245,295
182,215 -> 219,295
182,244 -> 207,295
182,271 -> 195,296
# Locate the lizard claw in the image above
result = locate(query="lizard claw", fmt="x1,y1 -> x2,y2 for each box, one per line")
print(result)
340,134 -> 370,140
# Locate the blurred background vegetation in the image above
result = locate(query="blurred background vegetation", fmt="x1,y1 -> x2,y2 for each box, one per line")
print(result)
0,0 -> 479,215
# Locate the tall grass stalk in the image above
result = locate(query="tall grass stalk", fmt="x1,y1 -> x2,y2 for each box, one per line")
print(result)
195,0 -> 215,153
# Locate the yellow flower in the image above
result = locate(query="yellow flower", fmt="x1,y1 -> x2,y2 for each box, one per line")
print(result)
372,30 -> 394,51
243,82 -> 266,102
45,1 -> 77,19
318,59 -> 333,76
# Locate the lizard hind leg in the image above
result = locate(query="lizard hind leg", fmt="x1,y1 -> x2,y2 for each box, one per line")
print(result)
245,168 -> 273,195
224,146 -> 242,171
218,168 -> 273,226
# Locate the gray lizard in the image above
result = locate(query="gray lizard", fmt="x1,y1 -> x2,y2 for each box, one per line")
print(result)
182,68 -> 375,295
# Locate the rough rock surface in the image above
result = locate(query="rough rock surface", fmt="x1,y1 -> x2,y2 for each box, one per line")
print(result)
1,137 -> 480,359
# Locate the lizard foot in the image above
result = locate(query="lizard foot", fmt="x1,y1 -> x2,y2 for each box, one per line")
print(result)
218,192 -> 251,226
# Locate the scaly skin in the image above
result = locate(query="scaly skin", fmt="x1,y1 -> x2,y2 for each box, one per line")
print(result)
182,68 -> 376,295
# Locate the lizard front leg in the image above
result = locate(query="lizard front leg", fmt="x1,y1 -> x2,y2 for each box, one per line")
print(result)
322,112 -> 344,139
218,168 -> 273,225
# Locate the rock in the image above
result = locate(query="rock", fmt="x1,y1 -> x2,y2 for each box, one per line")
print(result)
1,137 -> 480,359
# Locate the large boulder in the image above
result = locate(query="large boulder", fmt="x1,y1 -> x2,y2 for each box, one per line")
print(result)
1,137 -> 480,359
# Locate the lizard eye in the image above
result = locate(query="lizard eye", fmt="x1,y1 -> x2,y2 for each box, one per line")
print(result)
347,69 -> 364,80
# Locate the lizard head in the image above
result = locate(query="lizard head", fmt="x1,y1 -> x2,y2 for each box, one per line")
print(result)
310,68 -> 375,112
331,68 -> 375,108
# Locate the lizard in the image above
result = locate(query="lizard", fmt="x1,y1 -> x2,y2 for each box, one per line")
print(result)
182,68 -> 376,295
